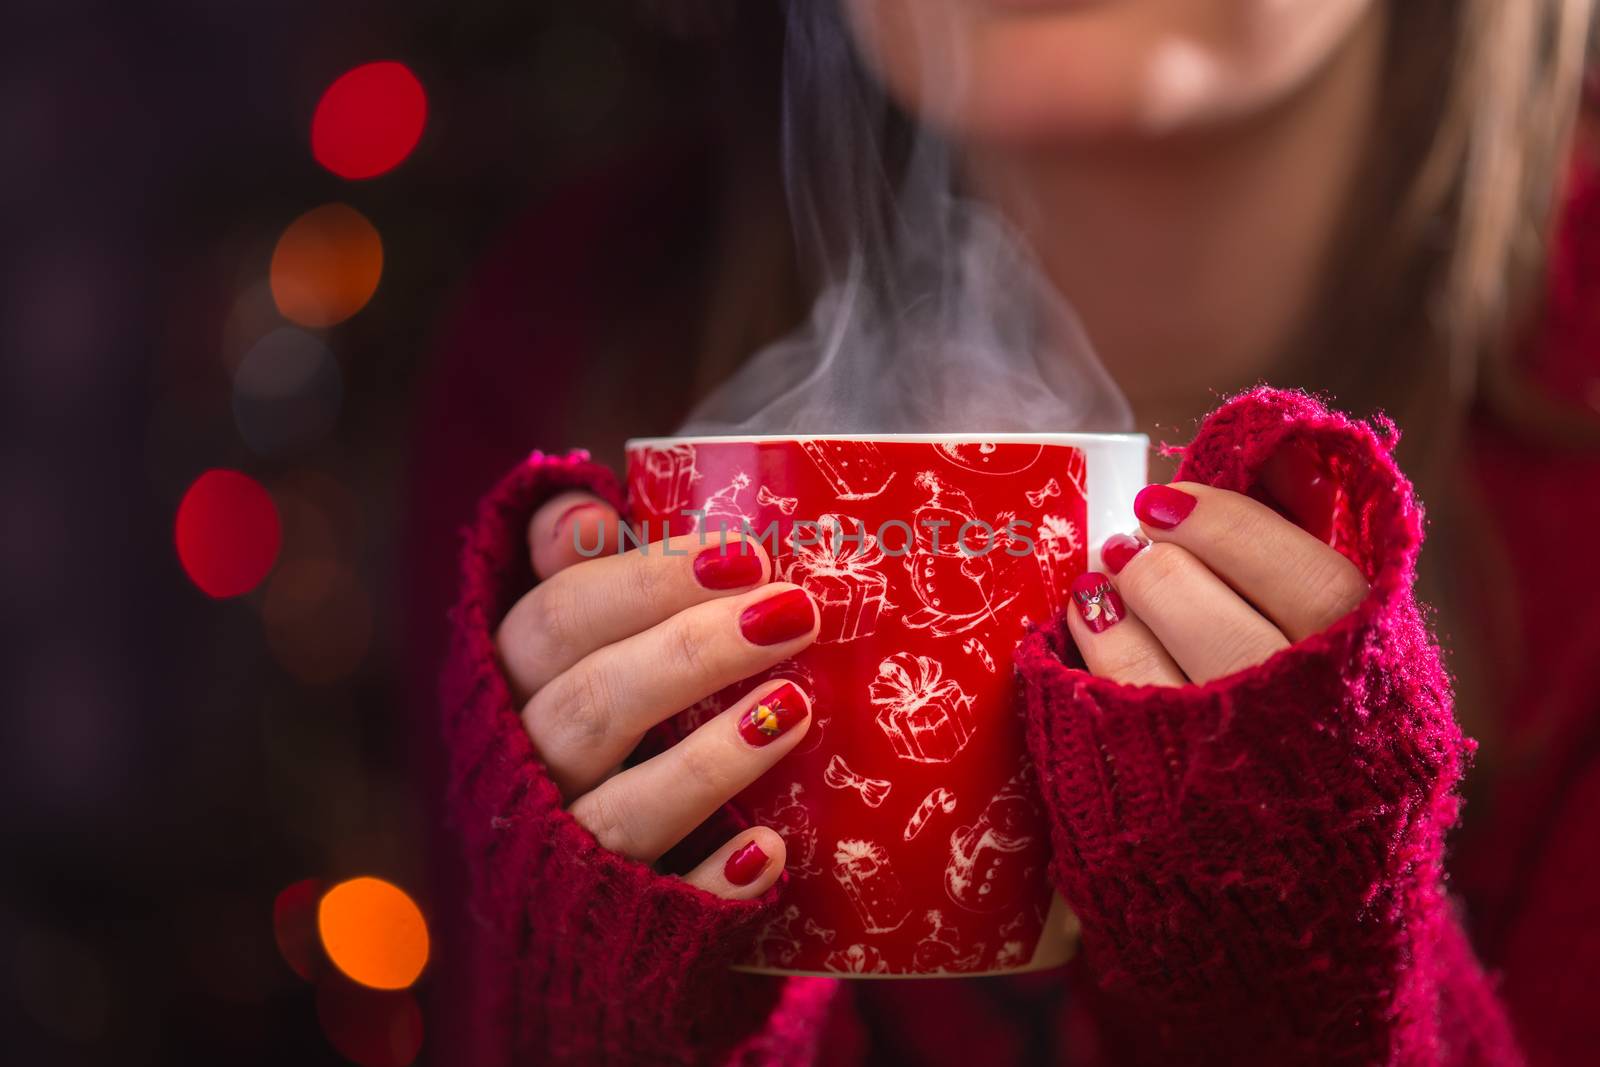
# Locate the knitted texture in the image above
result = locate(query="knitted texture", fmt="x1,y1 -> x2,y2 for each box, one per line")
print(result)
438,448 -> 838,1066
438,393 -> 1521,1065
1015,388 -> 1521,1065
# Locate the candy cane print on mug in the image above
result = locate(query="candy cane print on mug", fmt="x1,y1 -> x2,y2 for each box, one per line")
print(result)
625,433 -> 1146,976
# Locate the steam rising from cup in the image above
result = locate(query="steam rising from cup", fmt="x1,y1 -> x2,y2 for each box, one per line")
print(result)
678,4 -> 1131,437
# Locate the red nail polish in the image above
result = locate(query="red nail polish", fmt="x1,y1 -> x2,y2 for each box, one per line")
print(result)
1100,532 -> 1148,575
1135,484 -> 1197,530
1256,440 -> 1337,544
693,545 -> 764,589
724,840 -> 769,886
1071,572 -> 1125,634
737,682 -> 808,747
738,588 -> 816,646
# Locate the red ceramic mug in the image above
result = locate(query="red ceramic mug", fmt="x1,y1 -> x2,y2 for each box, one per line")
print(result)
625,433 -> 1146,977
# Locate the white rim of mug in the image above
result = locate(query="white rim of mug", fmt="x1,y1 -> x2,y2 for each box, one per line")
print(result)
627,432 -> 1149,448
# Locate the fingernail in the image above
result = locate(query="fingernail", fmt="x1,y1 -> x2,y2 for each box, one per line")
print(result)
1071,572 -> 1125,634
724,840 -> 770,886
738,588 -> 816,646
1134,484 -> 1197,530
1100,532 -> 1148,575
1256,440 -> 1337,544
693,544 -> 765,590
737,682 -> 808,747
551,502 -> 601,543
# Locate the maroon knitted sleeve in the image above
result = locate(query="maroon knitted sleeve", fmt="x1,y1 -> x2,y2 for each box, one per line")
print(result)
438,449 -> 840,1066
1016,388 -> 1523,1066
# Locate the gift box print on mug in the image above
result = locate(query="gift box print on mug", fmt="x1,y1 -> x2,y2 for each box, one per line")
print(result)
626,435 -> 1143,976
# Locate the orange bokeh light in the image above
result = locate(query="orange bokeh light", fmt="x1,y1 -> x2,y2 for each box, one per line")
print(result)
270,203 -> 383,328
317,878 -> 428,991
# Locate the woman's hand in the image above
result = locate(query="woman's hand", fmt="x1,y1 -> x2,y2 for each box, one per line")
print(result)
1066,480 -> 1370,685
493,490 -> 820,899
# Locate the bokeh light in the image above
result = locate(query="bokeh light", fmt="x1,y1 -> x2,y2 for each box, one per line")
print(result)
316,977 -> 424,1067
262,557 -> 373,683
232,326 -> 343,456
311,61 -> 427,180
270,204 -> 383,328
273,878 -> 325,982
175,470 -> 281,597
269,470 -> 355,564
219,281 -> 282,372
316,877 -> 428,991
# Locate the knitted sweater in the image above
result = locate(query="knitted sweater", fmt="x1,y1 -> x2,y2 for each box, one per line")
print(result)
438,386 -> 1519,1066
418,150 -> 1600,1066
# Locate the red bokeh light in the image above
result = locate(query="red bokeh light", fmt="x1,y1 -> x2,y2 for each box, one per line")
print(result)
316,976 -> 424,1067
311,61 -> 427,180
175,470 -> 282,598
273,879 -> 325,982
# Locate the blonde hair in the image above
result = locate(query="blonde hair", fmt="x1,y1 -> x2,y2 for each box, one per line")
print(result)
1276,0 -> 1598,756
1300,0 -> 1598,463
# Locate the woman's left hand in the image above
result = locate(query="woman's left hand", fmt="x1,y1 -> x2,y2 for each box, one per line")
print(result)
1066,481 -> 1371,685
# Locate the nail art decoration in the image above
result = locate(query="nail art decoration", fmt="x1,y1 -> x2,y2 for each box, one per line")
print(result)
1070,572 -> 1125,634
737,682 -> 808,747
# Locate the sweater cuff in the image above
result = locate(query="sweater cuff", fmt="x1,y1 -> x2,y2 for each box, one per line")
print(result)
440,450 -> 791,1064
1015,389 -> 1475,1058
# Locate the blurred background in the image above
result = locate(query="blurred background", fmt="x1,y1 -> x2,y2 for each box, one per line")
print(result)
1,1 -> 787,1062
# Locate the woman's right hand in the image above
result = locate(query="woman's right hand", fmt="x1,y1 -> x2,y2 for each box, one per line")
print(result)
494,490 -> 820,900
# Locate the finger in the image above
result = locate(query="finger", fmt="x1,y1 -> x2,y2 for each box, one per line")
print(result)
567,680 -> 811,864
499,529 -> 773,699
525,584 -> 818,798
1255,437 -> 1338,544
1110,541 -> 1290,684
681,827 -> 788,900
1064,571 -> 1187,686
528,491 -> 622,580
1132,482 -> 1369,641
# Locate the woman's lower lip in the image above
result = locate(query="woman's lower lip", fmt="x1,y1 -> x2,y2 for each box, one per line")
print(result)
976,0 -> 1110,12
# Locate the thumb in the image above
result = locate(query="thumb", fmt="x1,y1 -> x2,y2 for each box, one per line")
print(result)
528,491 -> 621,579
680,828 -> 787,900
